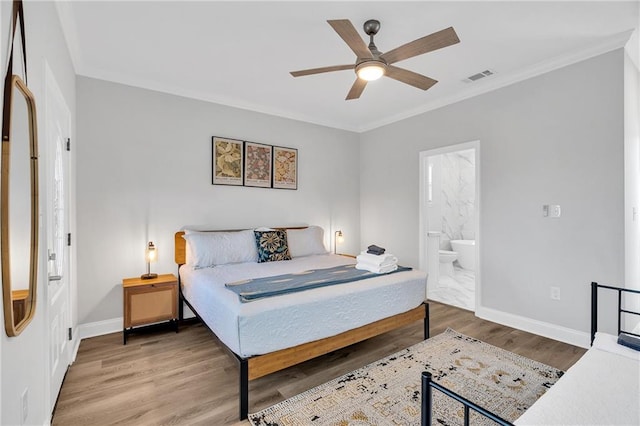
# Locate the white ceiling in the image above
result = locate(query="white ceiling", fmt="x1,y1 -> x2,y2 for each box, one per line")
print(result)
56,1 -> 639,132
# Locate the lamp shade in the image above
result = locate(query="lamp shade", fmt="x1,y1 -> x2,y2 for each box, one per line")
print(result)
334,230 -> 344,254
141,241 -> 158,279
145,241 -> 157,263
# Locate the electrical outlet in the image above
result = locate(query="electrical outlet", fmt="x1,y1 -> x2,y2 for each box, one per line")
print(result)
21,388 -> 28,425
550,286 -> 561,301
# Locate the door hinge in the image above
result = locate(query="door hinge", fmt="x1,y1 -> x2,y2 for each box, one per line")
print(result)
68,327 -> 72,341
66,138 -> 70,152
67,233 -> 71,246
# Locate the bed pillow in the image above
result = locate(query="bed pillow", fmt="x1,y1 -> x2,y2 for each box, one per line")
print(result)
287,226 -> 328,258
254,229 -> 291,262
183,230 -> 258,268
593,332 -> 640,360
617,333 -> 640,352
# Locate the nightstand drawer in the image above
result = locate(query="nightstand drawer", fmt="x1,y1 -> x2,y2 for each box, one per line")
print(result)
125,283 -> 177,327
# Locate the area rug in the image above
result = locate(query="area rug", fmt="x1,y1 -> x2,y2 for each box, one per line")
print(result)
248,328 -> 564,426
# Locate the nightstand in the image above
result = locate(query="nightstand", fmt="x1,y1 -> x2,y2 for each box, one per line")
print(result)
122,273 -> 178,344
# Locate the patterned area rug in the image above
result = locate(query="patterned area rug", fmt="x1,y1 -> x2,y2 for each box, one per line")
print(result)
248,328 -> 564,426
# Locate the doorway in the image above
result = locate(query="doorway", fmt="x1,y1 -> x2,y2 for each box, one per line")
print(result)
419,141 -> 479,311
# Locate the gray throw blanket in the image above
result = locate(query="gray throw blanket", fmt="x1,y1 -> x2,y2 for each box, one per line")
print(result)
225,264 -> 411,302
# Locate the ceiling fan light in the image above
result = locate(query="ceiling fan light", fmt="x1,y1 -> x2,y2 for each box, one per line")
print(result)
356,61 -> 386,81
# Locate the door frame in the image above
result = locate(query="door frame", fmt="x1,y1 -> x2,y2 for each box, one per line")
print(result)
43,61 -> 74,416
419,140 -> 481,311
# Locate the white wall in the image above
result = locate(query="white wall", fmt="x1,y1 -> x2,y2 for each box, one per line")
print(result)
360,50 -> 625,343
1,1 -> 76,425
76,77 -> 360,325
624,30 -> 640,328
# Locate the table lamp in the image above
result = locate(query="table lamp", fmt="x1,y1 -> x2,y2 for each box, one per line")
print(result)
141,241 -> 158,279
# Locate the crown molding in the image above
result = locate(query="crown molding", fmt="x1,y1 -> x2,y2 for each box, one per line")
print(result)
357,30 -> 634,133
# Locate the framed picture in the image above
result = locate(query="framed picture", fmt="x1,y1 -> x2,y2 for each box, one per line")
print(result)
212,136 -> 243,186
273,146 -> 298,190
244,142 -> 272,188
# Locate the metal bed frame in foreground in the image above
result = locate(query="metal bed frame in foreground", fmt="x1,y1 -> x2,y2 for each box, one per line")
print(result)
421,371 -> 513,426
421,282 -> 640,425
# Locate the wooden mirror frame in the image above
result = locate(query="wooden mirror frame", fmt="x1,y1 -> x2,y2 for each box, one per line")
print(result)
1,74 -> 39,337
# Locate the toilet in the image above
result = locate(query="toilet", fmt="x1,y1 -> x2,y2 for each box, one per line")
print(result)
439,250 -> 458,276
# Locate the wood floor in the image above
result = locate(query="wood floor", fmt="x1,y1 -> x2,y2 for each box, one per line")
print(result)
52,302 -> 586,426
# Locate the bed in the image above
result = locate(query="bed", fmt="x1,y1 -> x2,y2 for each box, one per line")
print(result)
174,227 -> 429,420
421,282 -> 640,425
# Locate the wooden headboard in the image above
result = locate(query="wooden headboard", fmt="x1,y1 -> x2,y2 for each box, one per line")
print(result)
174,231 -> 188,265
174,227 -> 308,265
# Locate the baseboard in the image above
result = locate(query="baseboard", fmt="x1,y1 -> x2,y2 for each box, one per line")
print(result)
77,312 -> 197,342
475,306 -> 590,349
70,331 -> 81,363
78,317 -> 122,340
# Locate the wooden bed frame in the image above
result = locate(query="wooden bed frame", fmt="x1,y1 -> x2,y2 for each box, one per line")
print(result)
420,282 -> 640,426
174,229 -> 430,420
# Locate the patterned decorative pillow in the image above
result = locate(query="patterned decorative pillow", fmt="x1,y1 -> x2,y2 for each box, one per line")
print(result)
254,230 -> 292,263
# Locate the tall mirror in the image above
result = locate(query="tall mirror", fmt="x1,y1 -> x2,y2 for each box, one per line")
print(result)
2,75 -> 39,336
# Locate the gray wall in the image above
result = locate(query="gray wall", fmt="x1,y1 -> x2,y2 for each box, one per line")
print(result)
360,50 -> 624,334
624,45 -> 640,322
1,2 -> 77,425
76,77 -> 360,324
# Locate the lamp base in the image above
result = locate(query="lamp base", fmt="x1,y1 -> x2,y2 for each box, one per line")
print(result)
140,273 -> 158,280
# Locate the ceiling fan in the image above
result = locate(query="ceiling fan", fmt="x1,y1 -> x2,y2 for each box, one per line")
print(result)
290,19 -> 460,100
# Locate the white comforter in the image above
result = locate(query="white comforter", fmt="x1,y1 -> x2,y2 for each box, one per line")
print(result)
515,332 -> 640,425
180,254 -> 427,358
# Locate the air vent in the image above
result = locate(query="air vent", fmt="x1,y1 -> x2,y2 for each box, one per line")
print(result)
463,69 -> 496,83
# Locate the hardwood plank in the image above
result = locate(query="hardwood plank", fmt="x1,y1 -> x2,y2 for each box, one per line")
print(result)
52,302 -> 586,425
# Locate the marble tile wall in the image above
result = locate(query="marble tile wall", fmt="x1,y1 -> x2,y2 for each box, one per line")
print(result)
441,149 -> 475,248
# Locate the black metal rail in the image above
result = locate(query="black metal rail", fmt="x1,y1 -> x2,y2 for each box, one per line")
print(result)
421,372 -> 513,426
591,282 -> 640,344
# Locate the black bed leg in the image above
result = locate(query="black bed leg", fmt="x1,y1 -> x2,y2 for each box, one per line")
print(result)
424,303 -> 430,340
178,275 -> 184,321
590,282 -> 598,346
421,371 -> 432,426
240,358 -> 249,420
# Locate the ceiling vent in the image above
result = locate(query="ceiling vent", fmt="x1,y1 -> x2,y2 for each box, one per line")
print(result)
463,69 -> 495,83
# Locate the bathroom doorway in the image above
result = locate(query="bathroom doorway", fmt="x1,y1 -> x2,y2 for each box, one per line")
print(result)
419,141 -> 479,311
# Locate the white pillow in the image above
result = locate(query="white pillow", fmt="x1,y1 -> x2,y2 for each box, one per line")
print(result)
286,226 -> 328,258
183,230 -> 258,268
593,332 -> 640,361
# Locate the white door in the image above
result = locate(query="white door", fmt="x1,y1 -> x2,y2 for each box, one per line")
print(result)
45,64 -> 71,413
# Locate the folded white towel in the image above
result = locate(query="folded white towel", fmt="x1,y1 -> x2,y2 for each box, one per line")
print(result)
355,263 -> 398,274
357,252 -> 398,266
356,257 -> 397,270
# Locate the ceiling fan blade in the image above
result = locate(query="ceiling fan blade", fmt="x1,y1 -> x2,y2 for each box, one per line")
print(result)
380,27 -> 460,64
290,64 -> 354,77
385,65 -> 438,90
328,19 -> 373,60
346,78 -> 367,100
